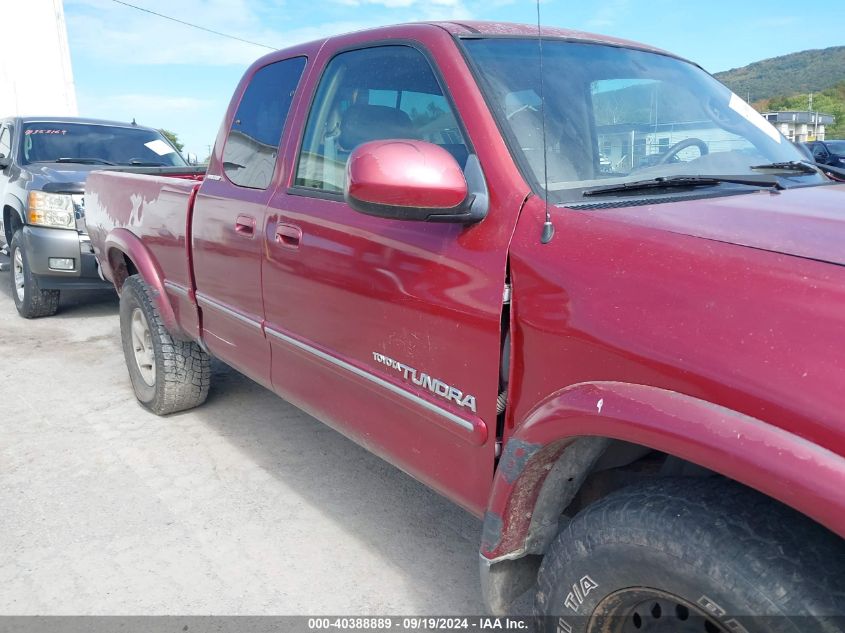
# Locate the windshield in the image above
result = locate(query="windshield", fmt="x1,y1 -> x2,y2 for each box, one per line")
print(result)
826,141 -> 845,154
21,122 -> 186,167
462,39 -> 826,202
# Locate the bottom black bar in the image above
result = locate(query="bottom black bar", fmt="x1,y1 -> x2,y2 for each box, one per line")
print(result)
0,616 -> 843,633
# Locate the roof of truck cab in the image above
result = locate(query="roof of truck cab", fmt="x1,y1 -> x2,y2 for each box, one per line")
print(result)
429,21 -> 677,57
247,21 -> 689,75
319,21 -> 681,62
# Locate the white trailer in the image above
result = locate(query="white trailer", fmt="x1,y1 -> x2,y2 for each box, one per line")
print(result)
0,0 -> 77,117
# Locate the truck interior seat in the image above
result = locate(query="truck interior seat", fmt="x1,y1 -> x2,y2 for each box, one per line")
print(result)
338,104 -> 417,151
508,108 -> 580,184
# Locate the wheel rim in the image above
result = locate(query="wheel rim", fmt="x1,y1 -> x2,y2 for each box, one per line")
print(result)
590,587 -> 725,633
12,247 -> 25,302
130,308 -> 156,387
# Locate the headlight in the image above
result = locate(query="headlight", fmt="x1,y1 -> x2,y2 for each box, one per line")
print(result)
28,191 -> 75,229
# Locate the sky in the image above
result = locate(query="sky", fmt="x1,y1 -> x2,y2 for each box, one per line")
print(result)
63,0 -> 845,159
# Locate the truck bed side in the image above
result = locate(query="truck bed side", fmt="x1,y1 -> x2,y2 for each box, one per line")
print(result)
85,170 -> 202,341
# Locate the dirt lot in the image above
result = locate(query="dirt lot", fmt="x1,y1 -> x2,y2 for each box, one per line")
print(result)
0,273 -> 522,615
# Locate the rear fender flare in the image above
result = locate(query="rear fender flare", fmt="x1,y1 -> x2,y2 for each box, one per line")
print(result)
104,228 -> 185,339
483,381 -> 845,562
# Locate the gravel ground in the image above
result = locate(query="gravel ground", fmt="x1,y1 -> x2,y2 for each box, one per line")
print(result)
0,272 -> 531,616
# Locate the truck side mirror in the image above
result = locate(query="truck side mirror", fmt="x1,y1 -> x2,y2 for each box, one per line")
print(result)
345,140 -> 484,223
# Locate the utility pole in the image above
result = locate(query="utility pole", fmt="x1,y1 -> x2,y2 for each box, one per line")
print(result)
808,93 -> 818,140
805,93 -> 814,141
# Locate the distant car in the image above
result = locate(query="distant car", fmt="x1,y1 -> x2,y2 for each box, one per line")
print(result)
803,140 -> 845,168
0,116 -> 195,318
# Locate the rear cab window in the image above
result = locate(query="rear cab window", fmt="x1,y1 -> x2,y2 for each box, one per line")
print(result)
222,56 -> 307,189
294,45 -> 469,194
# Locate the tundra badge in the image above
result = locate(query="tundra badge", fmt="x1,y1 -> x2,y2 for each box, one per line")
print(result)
372,352 -> 477,413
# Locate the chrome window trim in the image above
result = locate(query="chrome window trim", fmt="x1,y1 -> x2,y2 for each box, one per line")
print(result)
264,325 -> 476,433
163,280 -> 190,299
196,291 -> 262,330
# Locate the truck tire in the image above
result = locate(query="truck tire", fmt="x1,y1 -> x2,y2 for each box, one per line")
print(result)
10,230 -> 60,318
535,478 -> 845,633
119,274 -> 210,415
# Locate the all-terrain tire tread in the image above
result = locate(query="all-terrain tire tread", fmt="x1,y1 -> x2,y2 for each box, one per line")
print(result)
535,478 -> 845,620
123,275 -> 210,415
21,284 -> 60,318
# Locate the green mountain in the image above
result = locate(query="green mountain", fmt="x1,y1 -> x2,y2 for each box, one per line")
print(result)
714,47 -> 845,103
714,47 -> 845,139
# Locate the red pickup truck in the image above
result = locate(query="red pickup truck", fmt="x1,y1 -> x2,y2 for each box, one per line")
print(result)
86,21 -> 845,630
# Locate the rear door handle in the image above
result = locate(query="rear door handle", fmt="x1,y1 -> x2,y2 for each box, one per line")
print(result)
275,223 -> 302,249
235,214 -> 256,237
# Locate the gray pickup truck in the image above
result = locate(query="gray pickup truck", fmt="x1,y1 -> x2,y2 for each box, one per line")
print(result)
0,117 -> 189,317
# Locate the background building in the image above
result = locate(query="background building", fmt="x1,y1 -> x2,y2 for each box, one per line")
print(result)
763,111 -> 835,142
0,0 -> 77,117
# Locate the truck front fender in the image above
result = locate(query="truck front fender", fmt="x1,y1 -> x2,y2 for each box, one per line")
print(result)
3,194 -> 25,244
480,381 -> 845,612
485,381 -> 845,560
104,228 -> 186,339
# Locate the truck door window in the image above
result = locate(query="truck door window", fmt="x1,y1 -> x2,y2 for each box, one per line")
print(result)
222,56 -> 307,189
294,45 -> 468,193
0,126 -> 11,159
813,144 -> 830,161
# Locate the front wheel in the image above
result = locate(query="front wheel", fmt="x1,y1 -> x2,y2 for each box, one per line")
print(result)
535,478 -> 845,633
10,230 -> 60,318
119,274 -> 211,415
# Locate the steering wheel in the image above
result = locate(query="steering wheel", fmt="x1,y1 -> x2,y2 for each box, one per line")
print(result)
507,104 -> 538,120
657,138 -> 709,164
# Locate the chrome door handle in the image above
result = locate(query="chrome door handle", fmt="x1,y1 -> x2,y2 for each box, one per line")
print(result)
275,223 -> 302,249
235,214 -> 256,237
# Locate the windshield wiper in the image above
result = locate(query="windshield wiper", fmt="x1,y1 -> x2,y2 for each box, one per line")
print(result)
753,160 -> 845,182
750,161 -> 818,174
52,157 -> 117,165
582,175 -> 783,197
127,160 -> 166,166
